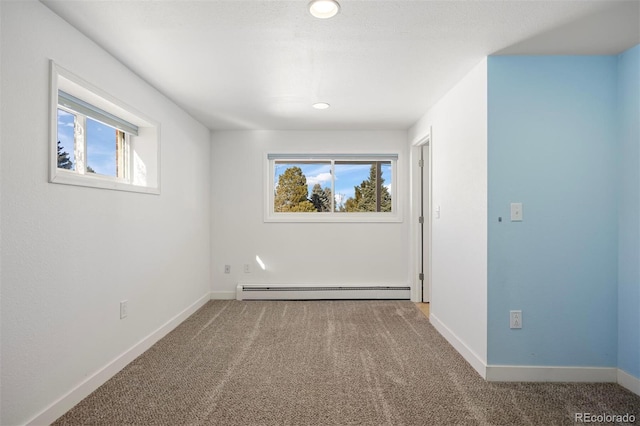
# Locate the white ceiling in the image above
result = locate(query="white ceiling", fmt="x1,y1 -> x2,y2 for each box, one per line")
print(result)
42,0 -> 640,131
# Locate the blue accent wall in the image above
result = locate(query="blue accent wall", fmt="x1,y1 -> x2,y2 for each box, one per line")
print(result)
617,45 -> 640,379
487,56 -> 619,366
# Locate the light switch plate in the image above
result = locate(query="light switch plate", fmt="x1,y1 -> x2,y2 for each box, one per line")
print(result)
120,300 -> 128,319
510,310 -> 522,329
511,203 -> 523,221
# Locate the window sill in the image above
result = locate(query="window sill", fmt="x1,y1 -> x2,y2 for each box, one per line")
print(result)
50,171 -> 159,195
264,213 -> 402,223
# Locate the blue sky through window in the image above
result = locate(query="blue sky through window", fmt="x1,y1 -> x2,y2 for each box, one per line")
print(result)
86,118 -> 117,177
57,109 -> 118,176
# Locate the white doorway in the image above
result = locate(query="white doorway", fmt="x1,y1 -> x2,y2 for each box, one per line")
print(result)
412,130 -> 431,303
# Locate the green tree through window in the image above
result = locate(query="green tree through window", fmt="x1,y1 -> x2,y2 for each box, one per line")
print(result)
310,183 -> 332,212
57,140 -> 73,170
274,167 -> 317,212
341,163 -> 391,212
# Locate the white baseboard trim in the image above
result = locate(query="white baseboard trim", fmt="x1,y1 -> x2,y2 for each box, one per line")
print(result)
429,313 -> 487,379
485,365 -> 617,383
618,369 -> 640,396
235,283 -> 411,301
27,292 -> 211,426
210,291 -> 236,300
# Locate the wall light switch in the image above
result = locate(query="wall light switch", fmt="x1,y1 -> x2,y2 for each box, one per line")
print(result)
510,310 -> 522,329
510,203 -> 523,222
120,300 -> 128,319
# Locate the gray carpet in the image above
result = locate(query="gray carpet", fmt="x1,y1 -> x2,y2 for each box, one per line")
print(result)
54,300 -> 640,425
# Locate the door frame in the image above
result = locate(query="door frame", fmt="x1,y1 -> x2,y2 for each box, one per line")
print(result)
411,128 -> 432,303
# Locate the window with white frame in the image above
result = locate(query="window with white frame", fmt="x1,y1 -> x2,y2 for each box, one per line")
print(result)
50,61 -> 160,194
265,154 -> 400,222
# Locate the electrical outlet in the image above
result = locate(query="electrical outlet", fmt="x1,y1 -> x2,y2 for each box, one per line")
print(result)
510,310 -> 522,329
224,265 -> 231,274
120,300 -> 128,319
243,264 -> 251,273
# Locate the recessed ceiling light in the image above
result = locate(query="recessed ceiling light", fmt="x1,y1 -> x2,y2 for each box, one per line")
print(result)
313,102 -> 331,110
308,0 -> 340,19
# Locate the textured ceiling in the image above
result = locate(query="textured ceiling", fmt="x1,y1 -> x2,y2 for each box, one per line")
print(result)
41,0 -> 640,131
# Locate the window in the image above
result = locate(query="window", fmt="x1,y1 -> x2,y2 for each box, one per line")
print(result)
266,154 -> 400,222
50,61 -> 160,194
57,92 -> 130,179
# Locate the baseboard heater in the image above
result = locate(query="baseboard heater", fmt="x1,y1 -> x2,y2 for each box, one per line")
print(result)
236,284 -> 411,301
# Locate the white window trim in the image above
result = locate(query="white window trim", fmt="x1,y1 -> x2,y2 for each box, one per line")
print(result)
49,61 -> 161,195
264,153 -> 402,223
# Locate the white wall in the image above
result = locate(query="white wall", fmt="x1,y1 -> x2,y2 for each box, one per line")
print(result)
0,2 -> 211,424
210,130 -> 409,297
408,59 -> 488,373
